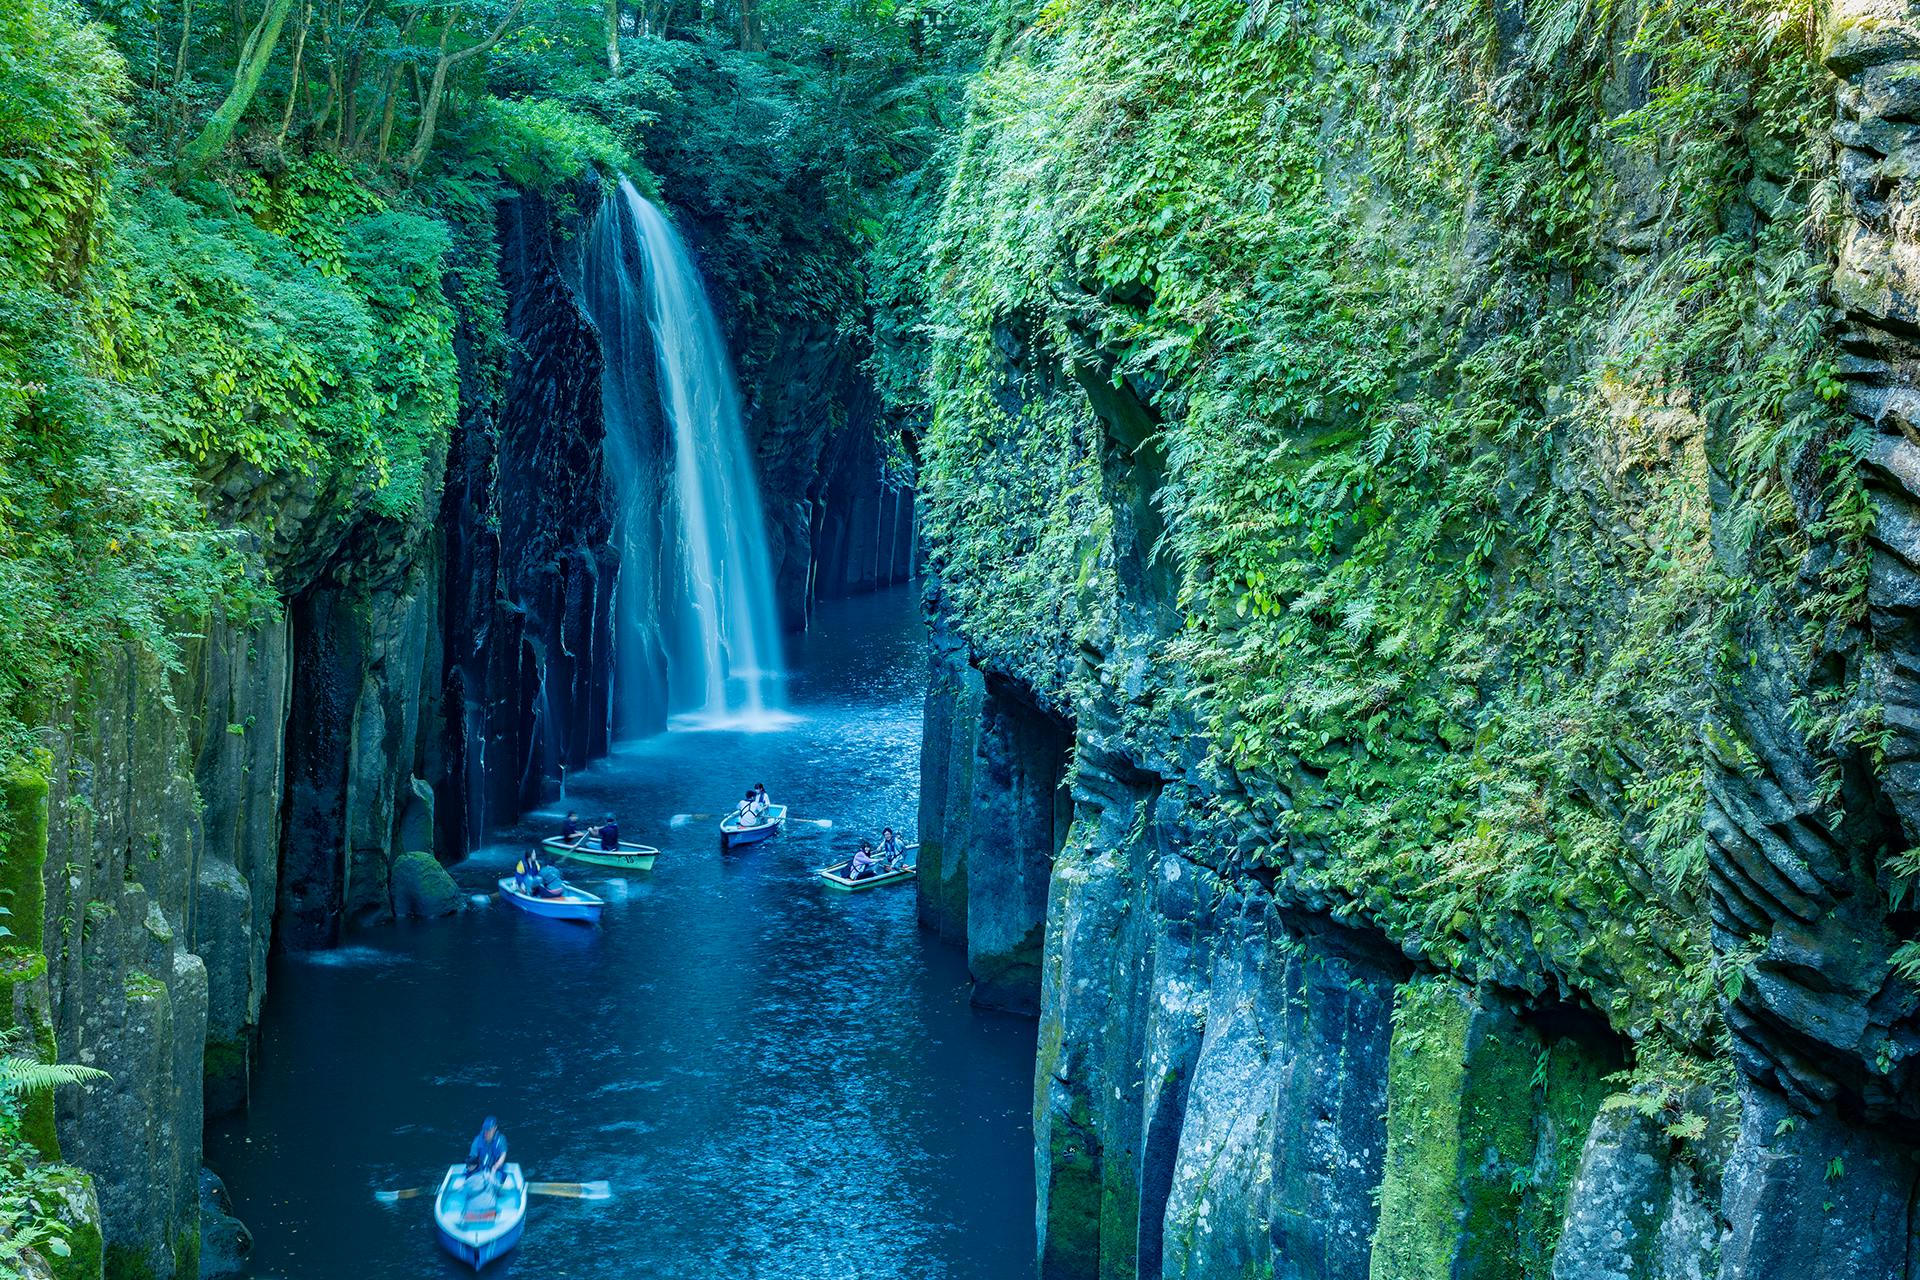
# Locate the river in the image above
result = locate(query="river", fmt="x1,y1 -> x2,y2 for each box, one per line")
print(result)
205,586 -> 1037,1279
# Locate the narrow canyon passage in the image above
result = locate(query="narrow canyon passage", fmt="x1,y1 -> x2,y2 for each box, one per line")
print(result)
203,588 -> 1035,1279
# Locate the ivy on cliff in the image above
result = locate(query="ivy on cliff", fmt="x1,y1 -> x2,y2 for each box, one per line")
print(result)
918,0 -> 1852,1064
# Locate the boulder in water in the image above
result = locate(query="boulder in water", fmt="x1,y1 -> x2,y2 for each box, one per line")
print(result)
198,1168 -> 252,1280
390,851 -> 464,919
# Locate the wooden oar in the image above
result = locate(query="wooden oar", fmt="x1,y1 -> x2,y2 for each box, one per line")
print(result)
668,813 -> 712,828
527,1181 -> 612,1200
375,1186 -> 428,1203
788,817 -> 833,828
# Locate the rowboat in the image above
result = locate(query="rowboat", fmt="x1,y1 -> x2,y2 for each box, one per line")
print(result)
434,1163 -> 526,1269
496,876 -> 605,923
541,836 -> 660,871
720,803 -> 787,848
817,861 -> 916,891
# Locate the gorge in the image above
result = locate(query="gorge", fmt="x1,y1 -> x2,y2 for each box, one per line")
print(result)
4,0 -> 1920,1279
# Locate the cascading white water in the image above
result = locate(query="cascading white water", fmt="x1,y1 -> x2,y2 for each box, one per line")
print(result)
585,177 -> 787,730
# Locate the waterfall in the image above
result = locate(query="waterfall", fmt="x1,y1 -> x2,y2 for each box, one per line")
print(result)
583,177 -> 787,731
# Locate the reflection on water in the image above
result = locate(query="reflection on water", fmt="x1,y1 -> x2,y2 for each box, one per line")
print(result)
205,587 -> 1036,1280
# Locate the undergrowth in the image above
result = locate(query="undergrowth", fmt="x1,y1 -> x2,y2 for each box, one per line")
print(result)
918,0 -> 1856,1072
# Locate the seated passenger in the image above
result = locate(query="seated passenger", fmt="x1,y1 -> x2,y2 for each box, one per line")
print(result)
848,843 -> 877,880
596,815 -> 620,851
537,863 -> 567,899
750,784 -> 771,817
877,827 -> 904,870
735,793 -> 761,827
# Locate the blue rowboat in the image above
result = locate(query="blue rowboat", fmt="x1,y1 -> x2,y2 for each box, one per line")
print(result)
497,876 -> 605,923
434,1163 -> 526,1269
720,803 -> 786,848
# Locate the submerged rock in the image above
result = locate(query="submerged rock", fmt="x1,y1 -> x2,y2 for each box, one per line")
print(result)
388,852 -> 465,920
197,1169 -> 252,1280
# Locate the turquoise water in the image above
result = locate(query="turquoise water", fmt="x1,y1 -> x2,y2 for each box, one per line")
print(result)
205,587 -> 1037,1279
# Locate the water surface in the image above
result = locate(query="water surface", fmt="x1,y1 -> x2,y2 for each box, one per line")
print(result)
206,587 -> 1036,1279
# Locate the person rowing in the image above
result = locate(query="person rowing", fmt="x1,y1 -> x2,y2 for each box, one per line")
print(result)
561,811 -> 586,846
593,813 -> 620,851
463,1116 -> 508,1209
877,827 -> 905,871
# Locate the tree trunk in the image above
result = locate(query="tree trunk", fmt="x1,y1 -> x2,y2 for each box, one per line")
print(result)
173,0 -> 194,86
400,0 -> 523,174
175,0 -> 296,182
604,0 -> 621,72
277,1 -> 310,142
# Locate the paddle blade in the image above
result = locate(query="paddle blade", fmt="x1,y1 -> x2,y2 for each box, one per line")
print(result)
375,1187 -> 425,1204
794,818 -> 833,828
527,1181 -> 612,1200
669,813 -> 709,828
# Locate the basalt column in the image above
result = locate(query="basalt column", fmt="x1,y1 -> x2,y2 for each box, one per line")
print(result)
438,188 -> 618,852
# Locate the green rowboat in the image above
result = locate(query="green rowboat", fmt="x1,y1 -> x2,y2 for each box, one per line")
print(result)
542,836 -> 660,871
817,861 -> 916,891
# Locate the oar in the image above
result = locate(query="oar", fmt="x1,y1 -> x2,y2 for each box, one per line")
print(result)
375,1186 -> 428,1204
668,813 -> 712,828
527,1181 -> 612,1200
788,817 -> 833,828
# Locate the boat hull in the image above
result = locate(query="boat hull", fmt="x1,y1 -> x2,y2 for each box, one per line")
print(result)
720,803 -> 787,848
818,863 -> 916,892
497,877 -> 605,922
434,1164 -> 526,1270
542,837 -> 659,871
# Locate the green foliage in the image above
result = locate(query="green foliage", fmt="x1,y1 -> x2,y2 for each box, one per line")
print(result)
920,0 -> 1851,1056
0,1029 -> 107,1102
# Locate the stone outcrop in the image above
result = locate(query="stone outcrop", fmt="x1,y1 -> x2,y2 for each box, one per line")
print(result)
915,3 -> 1920,1275
437,187 -> 617,847
7,183 -> 624,1280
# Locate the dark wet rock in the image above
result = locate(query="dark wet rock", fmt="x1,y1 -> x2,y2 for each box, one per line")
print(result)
197,1169 -> 252,1280
388,852 -> 465,919
436,187 -> 617,853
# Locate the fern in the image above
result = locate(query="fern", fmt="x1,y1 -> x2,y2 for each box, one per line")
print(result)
0,1029 -> 107,1100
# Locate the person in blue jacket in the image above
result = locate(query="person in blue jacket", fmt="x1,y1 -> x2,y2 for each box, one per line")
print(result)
463,1116 -> 508,1206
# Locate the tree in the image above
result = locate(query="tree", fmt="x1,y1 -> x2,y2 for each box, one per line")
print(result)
173,0 -> 298,181
399,0 -> 526,172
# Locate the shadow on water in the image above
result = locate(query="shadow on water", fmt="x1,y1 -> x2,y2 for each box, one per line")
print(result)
205,586 -> 1038,1280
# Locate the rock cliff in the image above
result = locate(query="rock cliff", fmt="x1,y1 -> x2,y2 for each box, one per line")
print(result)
917,1 -> 1920,1276
1,184 -> 623,1280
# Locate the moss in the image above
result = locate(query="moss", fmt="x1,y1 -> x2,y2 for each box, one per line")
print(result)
41,1167 -> 103,1280
125,970 -> 167,1000
1099,1158 -> 1140,1279
18,1001 -> 62,1161
1455,1010 -> 1541,1279
1519,1037 -> 1615,1272
0,755 -> 50,956
103,1243 -> 154,1280
202,1035 -> 248,1103
1,758 -> 58,1158
1370,979 -> 1472,1280
171,1224 -> 199,1280
1040,1091 -> 1106,1279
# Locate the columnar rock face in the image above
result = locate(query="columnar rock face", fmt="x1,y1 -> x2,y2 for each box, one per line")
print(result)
915,3 -> 1920,1276
437,188 -> 617,850
15,184 -> 624,1279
